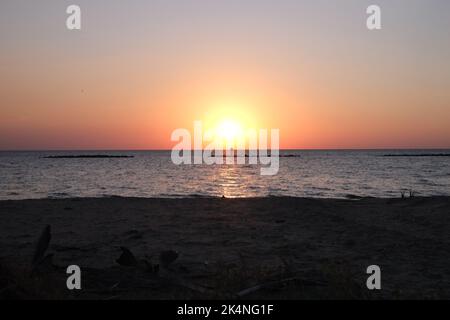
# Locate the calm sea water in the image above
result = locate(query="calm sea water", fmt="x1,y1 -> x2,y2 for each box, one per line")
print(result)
0,150 -> 449,200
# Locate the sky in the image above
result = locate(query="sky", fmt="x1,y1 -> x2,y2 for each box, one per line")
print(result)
1,0 -> 449,150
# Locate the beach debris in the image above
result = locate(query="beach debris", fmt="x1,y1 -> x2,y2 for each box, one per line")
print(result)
159,250 -> 178,268
344,239 -> 356,247
34,253 -> 55,274
116,247 -> 138,267
32,225 -> 51,267
103,295 -> 121,300
109,282 -> 121,290
236,277 -> 326,298
143,259 -> 160,274
115,248 -> 160,273
401,189 -> 416,198
173,278 -> 214,295
124,229 -> 143,240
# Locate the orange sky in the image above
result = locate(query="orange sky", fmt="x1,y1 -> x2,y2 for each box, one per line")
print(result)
1,1 -> 449,150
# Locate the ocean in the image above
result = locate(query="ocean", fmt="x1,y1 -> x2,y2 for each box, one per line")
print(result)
0,150 -> 449,200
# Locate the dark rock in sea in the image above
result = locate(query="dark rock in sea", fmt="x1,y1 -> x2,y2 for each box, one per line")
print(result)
280,154 -> 301,158
43,155 -> 134,159
382,153 -> 450,157
243,153 -> 301,158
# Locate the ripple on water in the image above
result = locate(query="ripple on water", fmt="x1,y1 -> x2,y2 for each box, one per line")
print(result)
0,150 -> 448,199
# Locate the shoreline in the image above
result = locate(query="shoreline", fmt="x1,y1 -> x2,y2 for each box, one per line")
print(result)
2,193 -> 449,202
1,196 -> 450,299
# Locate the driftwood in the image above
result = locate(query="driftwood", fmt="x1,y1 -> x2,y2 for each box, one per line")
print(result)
32,225 -> 51,268
236,277 -> 327,298
171,277 -> 215,295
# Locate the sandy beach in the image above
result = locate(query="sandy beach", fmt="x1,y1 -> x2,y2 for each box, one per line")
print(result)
1,196 -> 450,299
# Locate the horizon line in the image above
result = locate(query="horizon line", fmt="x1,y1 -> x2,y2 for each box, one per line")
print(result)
1,147 -> 450,152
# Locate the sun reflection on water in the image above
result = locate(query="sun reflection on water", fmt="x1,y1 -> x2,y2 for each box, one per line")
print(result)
216,164 -> 259,198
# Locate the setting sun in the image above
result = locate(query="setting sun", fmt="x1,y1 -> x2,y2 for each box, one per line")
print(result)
1,1 -> 450,303
215,119 -> 244,145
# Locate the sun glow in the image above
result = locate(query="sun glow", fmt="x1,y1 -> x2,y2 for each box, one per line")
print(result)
216,119 -> 243,145
198,97 -> 266,148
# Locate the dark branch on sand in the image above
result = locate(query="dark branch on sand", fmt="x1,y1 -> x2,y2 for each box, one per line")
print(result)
32,225 -> 51,267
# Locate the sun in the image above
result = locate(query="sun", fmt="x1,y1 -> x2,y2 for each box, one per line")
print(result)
215,119 -> 243,146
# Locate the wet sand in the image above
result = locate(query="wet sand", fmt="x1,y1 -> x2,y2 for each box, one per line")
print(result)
1,196 -> 450,299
